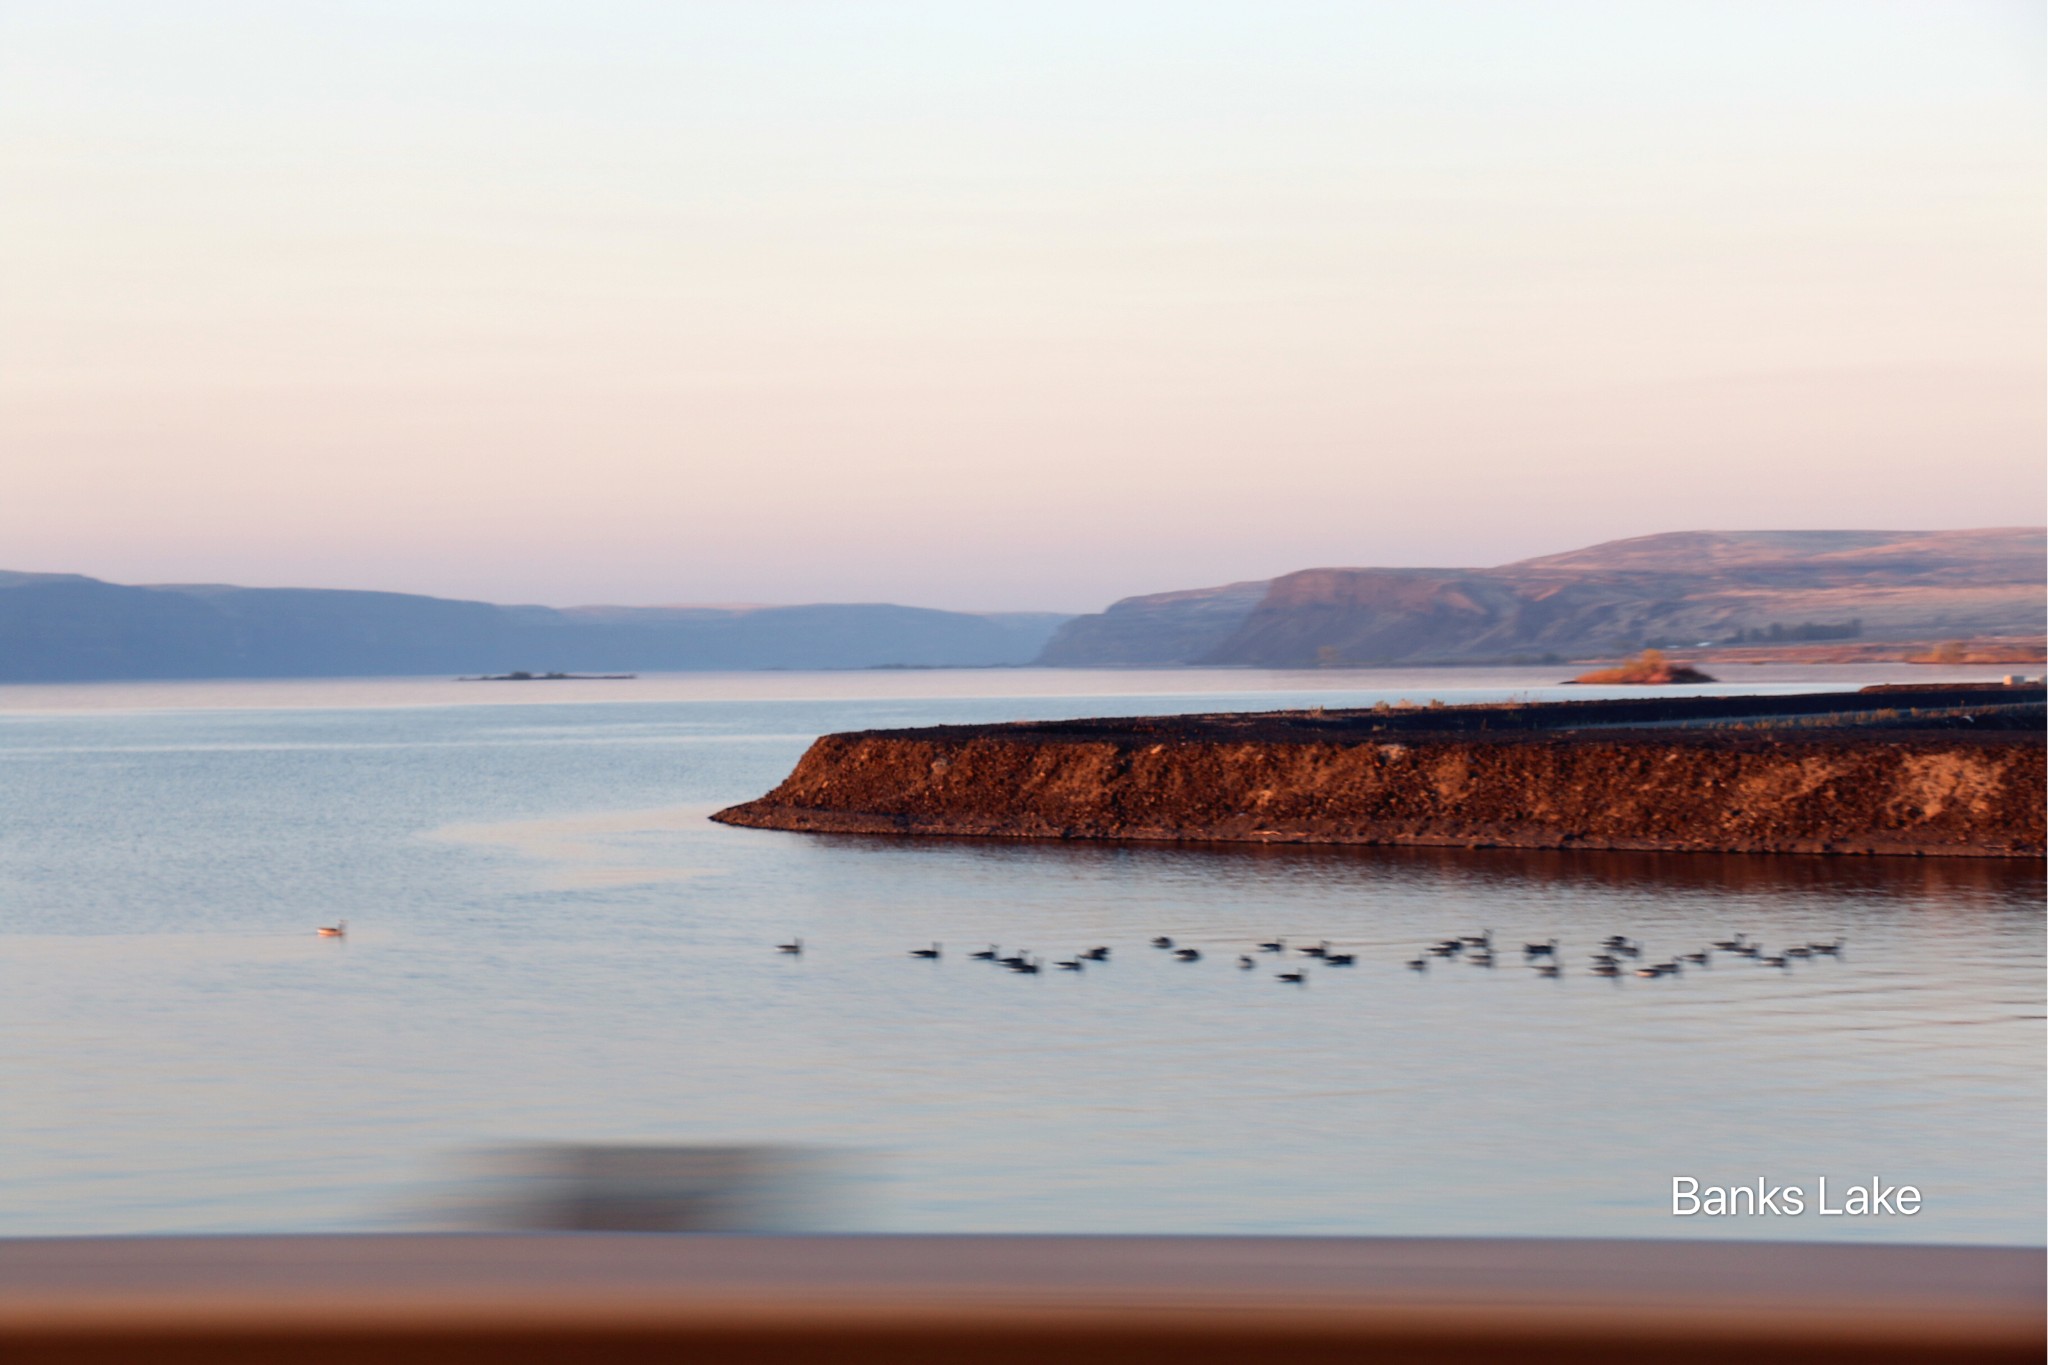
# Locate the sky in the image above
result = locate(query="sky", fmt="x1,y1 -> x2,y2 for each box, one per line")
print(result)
2,1 -> 2042,612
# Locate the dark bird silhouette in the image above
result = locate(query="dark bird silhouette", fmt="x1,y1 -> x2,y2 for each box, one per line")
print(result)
776,938 -> 802,955
910,942 -> 941,959
969,945 -> 999,960
1277,970 -> 1306,984
1174,948 -> 1202,962
1151,936 -> 1174,949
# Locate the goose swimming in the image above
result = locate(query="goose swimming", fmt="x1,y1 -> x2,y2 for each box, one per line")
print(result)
910,942 -> 942,959
776,938 -> 802,955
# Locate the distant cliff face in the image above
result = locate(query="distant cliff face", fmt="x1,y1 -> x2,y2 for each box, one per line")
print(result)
0,575 -> 1073,682
1033,580 -> 1270,666
1034,528 -> 2047,667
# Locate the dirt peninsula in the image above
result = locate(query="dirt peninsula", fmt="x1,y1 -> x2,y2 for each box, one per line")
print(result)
713,684 -> 2046,858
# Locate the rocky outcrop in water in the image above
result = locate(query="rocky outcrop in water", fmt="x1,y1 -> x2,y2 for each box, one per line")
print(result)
714,686 -> 2046,858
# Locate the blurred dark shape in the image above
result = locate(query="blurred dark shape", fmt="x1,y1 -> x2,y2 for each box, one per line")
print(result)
429,1144 -> 852,1232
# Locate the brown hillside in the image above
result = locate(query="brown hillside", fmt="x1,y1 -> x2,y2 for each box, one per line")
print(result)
1036,529 -> 2046,668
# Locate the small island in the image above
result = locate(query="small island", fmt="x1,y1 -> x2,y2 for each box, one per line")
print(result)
714,682 -> 2045,858
456,671 -> 637,681
1569,649 -> 1715,685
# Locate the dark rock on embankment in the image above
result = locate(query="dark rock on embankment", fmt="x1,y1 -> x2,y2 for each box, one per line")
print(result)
713,684 -> 2047,858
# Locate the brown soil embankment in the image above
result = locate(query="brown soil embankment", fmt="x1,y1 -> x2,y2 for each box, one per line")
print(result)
714,686 -> 2046,858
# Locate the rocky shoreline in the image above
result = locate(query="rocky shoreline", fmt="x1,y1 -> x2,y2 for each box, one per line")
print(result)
713,684 -> 2046,858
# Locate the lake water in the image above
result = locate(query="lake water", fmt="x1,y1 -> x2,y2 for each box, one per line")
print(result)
1,666 -> 2040,1242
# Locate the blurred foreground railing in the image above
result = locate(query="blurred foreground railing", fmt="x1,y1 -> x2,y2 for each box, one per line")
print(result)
0,1234 -> 2039,1364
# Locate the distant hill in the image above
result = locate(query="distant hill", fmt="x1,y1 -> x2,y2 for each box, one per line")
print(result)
11,528 -> 2040,681
1036,529 -> 2047,667
0,575 -> 1071,682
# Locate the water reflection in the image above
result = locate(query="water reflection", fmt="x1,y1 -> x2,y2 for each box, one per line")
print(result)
849,833 -> 2044,906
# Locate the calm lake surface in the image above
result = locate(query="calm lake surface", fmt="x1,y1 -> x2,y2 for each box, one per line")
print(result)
1,666 -> 2041,1242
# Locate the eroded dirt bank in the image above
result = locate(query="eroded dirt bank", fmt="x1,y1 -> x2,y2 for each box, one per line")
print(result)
713,688 -> 2046,857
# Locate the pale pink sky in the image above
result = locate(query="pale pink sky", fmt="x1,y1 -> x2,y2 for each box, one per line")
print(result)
3,2 -> 2041,611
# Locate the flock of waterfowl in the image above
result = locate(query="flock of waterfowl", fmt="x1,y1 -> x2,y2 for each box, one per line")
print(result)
1401,928 -> 1845,979
773,930 -> 1846,983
